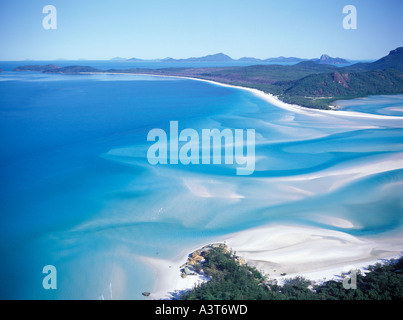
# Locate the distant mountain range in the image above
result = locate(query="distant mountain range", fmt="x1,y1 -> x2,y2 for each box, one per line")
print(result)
118,48 -> 403,108
125,52 -> 348,65
13,47 -> 403,109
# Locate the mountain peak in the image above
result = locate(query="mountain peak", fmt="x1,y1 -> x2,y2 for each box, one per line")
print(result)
213,52 -> 228,57
389,47 -> 403,55
199,53 -> 233,61
173,53 -> 234,62
369,47 -> 403,70
318,54 -> 350,65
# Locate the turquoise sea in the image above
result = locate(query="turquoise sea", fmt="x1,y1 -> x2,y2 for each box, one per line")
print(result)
0,66 -> 402,299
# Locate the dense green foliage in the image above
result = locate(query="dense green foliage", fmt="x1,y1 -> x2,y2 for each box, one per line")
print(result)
45,65 -> 101,74
179,245 -> 270,300
13,64 -> 60,72
194,62 -> 339,82
178,245 -> 403,300
277,69 -> 403,109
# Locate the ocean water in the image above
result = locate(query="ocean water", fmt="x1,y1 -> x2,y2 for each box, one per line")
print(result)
0,69 -> 402,299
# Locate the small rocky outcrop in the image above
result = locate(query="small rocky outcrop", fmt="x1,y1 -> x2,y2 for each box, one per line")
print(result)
180,243 -> 228,278
332,71 -> 350,88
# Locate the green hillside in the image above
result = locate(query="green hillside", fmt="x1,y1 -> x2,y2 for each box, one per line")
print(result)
278,69 -> 403,109
346,47 -> 403,72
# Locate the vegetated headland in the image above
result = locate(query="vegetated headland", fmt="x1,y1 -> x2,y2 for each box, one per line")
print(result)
175,243 -> 403,300
13,47 -> 403,110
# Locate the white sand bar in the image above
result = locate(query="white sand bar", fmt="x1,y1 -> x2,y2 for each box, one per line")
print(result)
221,224 -> 403,282
143,222 -> 403,299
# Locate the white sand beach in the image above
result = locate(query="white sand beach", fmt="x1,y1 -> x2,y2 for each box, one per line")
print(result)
144,222 -> 403,299
186,77 -> 403,120
140,246 -> 212,300
221,224 -> 403,282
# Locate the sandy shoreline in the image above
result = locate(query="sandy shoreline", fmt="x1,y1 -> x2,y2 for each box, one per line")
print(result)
142,223 -> 403,300
221,224 -> 403,282
140,244 -> 213,300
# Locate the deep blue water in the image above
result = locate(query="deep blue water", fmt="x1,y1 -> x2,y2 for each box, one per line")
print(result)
0,69 -> 402,299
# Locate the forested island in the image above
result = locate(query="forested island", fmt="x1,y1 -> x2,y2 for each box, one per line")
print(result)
176,244 -> 403,300
13,47 -> 403,109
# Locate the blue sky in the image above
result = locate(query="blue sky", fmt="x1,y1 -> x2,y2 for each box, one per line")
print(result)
0,0 -> 402,60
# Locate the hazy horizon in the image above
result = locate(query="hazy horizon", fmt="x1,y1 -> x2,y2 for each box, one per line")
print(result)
0,52 -> 381,62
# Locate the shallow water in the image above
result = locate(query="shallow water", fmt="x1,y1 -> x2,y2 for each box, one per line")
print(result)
0,71 -> 402,299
